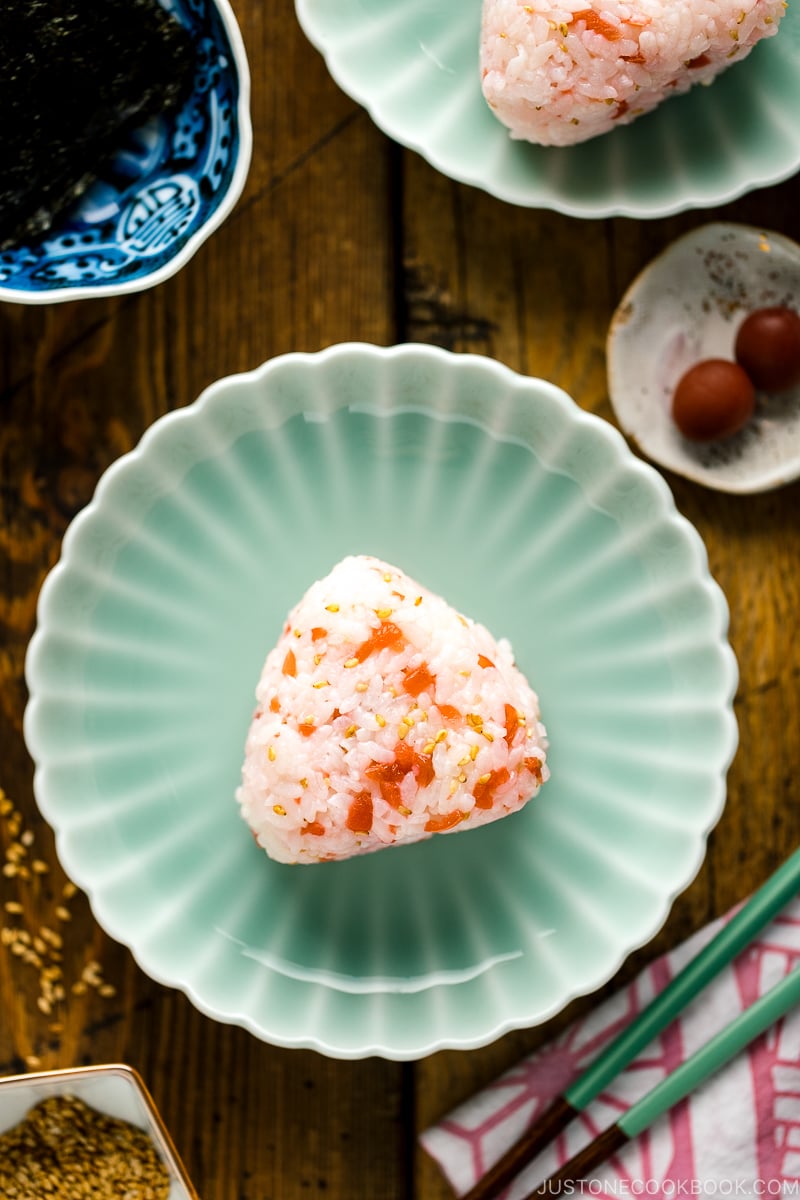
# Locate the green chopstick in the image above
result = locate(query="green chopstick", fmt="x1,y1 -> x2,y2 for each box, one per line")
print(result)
622,962 -> 800,1137
530,964 -> 800,1195
568,845 -> 800,1110
464,845 -> 800,1200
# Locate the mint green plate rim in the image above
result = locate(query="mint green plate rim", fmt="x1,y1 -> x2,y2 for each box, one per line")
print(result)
23,344 -> 738,1059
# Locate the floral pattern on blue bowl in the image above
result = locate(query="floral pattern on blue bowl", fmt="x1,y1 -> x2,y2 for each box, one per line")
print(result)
0,0 -> 251,304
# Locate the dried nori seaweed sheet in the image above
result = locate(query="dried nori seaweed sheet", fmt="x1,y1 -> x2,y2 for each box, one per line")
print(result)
0,0 -> 195,247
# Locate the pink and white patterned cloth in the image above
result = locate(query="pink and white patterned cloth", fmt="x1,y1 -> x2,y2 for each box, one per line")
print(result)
421,899 -> 800,1198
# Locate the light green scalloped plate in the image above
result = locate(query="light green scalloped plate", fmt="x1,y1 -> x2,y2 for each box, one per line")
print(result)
295,0 -> 800,218
24,344 -> 737,1059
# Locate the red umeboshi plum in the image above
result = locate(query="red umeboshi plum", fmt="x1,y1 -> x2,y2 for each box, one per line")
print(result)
734,306 -> 800,392
672,359 -> 755,442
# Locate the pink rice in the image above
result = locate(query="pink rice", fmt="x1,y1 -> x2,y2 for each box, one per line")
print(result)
480,0 -> 786,146
237,555 -> 549,865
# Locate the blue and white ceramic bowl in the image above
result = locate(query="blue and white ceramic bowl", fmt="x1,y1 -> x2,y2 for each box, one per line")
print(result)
0,0 -> 251,305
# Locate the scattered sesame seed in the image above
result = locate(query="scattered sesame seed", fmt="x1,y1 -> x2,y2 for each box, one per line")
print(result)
20,830 -> 34,847
435,730 -> 448,745
355,682 -> 369,693
312,680 -> 329,689
54,906 -> 71,922
4,900 -> 23,914
375,714 -> 386,728
345,725 -> 358,738
268,746 -> 277,762
325,603 -> 340,613
398,806 -> 412,816
343,657 -> 359,669
273,805 -> 286,816
470,745 -> 479,761
422,742 -> 435,756
32,859 -> 49,874
375,608 -> 393,619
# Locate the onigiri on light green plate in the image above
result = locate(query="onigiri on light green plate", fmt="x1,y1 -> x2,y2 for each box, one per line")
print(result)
294,0 -> 800,218
24,344 -> 737,1060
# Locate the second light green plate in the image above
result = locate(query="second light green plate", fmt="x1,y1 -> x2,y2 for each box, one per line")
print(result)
295,0 -> 800,218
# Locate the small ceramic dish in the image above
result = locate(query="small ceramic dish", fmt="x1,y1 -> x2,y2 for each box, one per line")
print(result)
0,1063 -> 198,1199
607,223 -> 800,494
24,344 -> 737,1060
294,0 -> 800,219
0,0 -> 251,305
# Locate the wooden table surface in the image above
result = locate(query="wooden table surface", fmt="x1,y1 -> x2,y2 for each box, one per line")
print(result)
2,5 -> 800,1197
